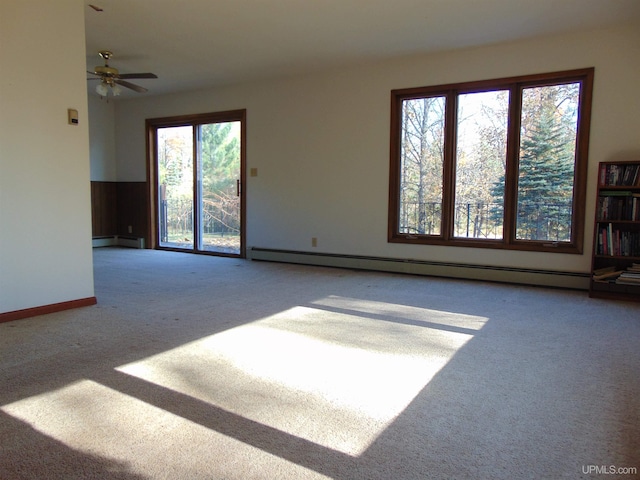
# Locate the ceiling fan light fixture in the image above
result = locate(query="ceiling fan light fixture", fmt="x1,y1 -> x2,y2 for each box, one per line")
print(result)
96,82 -> 109,96
111,83 -> 122,96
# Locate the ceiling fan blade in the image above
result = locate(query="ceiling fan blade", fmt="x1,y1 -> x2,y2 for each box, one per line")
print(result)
115,79 -> 148,93
117,73 -> 158,79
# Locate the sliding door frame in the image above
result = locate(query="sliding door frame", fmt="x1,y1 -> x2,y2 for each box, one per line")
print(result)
146,109 -> 247,258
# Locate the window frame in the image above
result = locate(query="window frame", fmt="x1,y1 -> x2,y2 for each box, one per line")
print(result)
388,68 -> 594,254
146,109 -> 247,257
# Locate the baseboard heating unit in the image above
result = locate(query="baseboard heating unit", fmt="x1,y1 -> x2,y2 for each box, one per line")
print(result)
249,247 -> 590,290
92,235 -> 145,249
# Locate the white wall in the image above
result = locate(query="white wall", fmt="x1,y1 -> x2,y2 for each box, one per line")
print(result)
0,0 -> 95,313
88,96 -> 117,181
114,23 -> 640,277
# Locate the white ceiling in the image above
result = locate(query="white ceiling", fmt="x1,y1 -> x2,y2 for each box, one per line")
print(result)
84,0 -> 640,99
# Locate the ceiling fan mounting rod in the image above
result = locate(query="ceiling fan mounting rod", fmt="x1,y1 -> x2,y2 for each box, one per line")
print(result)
95,50 -> 118,76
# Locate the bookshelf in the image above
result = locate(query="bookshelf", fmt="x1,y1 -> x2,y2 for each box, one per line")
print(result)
589,161 -> 640,301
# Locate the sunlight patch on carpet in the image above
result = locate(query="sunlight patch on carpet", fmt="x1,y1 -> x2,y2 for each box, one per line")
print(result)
1,379 -> 198,471
115,298 -> 488,455
310,295 -> 488,331
1,379 -> 329,479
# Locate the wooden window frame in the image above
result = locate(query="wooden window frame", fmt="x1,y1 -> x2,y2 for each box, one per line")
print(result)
388,68 -> 594,254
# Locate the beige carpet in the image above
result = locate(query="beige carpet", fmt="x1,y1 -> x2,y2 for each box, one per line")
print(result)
1,247 -> 639,479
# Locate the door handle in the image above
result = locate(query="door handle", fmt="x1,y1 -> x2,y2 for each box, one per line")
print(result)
236,179 -> 241,197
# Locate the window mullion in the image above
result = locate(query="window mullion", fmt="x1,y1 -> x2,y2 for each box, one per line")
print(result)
441,90 -> 457,240
502,85 -> 521,246
192,125 -> 200,251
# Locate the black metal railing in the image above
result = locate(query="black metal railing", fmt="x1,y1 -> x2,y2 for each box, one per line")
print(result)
400,202 -> 572,241
160,196 -> 239,244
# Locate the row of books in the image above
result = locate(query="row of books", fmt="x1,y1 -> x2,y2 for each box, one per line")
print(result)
596,192 -> 640,221
596,224 -> 640,257
599,163 -> 640,186
617,266 -> 640,285
592,264 -> 640,285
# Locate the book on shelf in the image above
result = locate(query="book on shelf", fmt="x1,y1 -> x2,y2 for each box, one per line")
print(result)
593,266 -> 616,275
600,163 -> 640,186
596,224 -> 640,257
612,265 -> 640,286
616,276 -> 640,285
597,194 -> 640,221
593,271 -> 623,282
593,269 -> 623,282
592,263 -> 640,283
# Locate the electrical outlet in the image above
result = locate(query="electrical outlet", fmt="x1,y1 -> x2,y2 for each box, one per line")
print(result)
311,237 -> 318,247
128,225 -> 133,234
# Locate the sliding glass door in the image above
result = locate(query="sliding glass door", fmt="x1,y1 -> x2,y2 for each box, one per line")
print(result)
197,121 -> 242,253
151,110 -> 245,257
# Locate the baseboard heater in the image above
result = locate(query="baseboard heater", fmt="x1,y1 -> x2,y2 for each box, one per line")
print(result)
249,247 -> 590,290
92,235 -> 145,249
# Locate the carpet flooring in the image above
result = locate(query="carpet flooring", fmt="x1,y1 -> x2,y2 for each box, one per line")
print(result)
1,247 -> 639,479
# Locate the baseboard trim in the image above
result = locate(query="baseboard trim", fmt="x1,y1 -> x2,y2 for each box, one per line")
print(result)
0,297 -> 97,323
249,247 -> 590,290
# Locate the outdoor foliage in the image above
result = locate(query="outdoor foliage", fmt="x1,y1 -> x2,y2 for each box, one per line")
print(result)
400,96 -> 445,235
199,122 -> 241,236
158,122 -> 240,246
514,84 -> 578,241
399,81 -> 579,242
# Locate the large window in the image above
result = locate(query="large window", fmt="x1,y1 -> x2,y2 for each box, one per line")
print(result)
389,68 -> 594,253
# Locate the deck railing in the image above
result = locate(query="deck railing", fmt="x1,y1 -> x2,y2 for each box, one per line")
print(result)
400,202 -> 572,241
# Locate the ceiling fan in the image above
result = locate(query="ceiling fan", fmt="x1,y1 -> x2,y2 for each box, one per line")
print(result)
87,50 -> 157,97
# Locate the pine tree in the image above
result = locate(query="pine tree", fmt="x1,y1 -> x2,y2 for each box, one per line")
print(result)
516,102 -> 575,240
489,84 -> 578,241
199,122 -> 241,234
